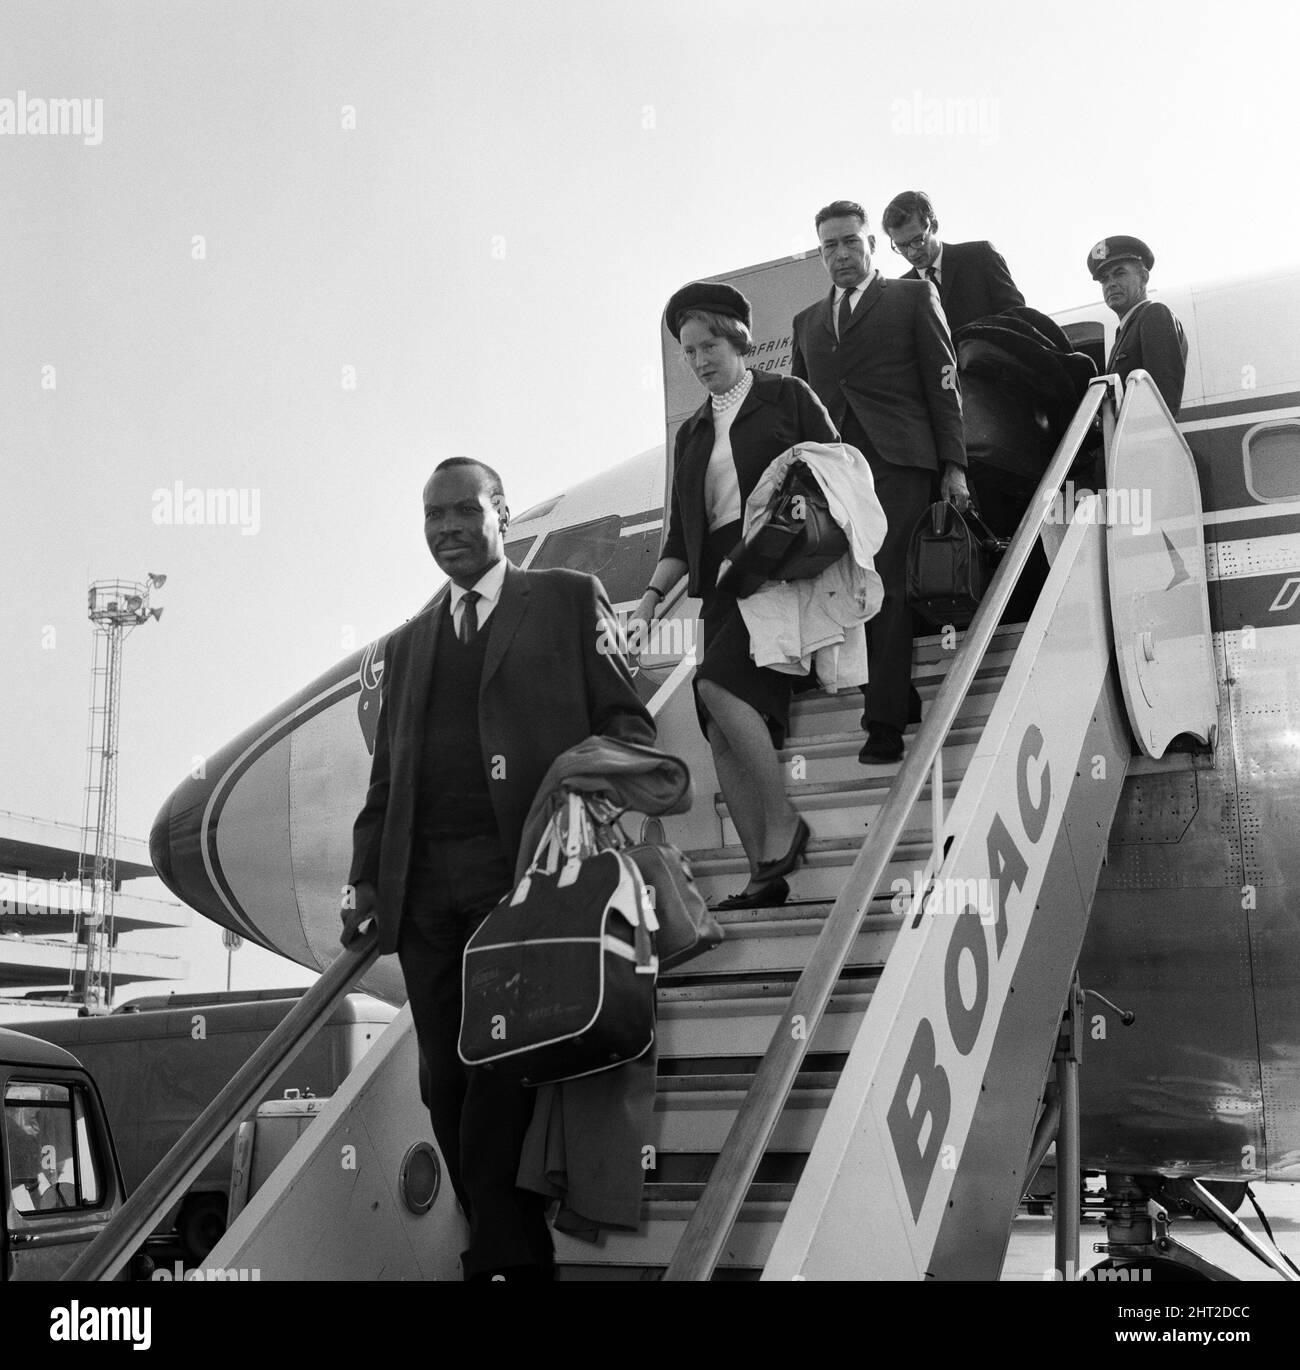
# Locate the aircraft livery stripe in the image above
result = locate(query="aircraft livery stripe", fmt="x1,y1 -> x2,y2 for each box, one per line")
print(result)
1179,390 -> 1300,425
1203,506 -> 1300,540
202,677 -> 361,941
1212,572 -> 1300,632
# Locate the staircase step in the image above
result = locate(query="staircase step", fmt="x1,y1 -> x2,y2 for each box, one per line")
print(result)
686,833 -> 934,905
656,985 -> 873,1058
553,1201 -> 786,1274
688,832 -> 932,867
656,901 -> 902,977
911,623 -> 1024,666
649,1081 -> 832,1153
775,733 -> 978,787
787,671 -> 1000,739
717,779 -> 959,846
645,1181 -> 796,1203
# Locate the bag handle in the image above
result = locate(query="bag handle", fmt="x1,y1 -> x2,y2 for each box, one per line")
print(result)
511,806 -> 564,904
928,498 -> 1008,555
956,501 -> 1011,554
558,789 -> 604,887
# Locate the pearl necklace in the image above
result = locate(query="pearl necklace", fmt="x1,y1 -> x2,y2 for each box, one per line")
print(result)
710,370 -> 752,413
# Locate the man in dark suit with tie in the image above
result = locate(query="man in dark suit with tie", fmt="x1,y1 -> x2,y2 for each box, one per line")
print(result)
1087,235 -> 1188,418
339,457 -> 654,1281
881,190 -> 1025,333
792,199 -> 968,763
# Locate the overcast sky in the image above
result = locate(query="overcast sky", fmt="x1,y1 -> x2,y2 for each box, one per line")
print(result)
3,0 -> 1298,993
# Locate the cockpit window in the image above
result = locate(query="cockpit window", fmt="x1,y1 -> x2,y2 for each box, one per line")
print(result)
529,514 -> 663,605
512,496 -> 563,524
1243,422 -> 1300,502
503,535 -> 538,567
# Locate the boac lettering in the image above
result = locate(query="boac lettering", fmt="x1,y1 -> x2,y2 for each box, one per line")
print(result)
1018,724 -> 1050,842
886,1017 -> 951,1221
985,812 -> 1028,958
886,721 -> 1053,1223
944,907 -> 989,1056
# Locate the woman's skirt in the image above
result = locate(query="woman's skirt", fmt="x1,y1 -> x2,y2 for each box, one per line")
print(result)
692,521 -> 794,748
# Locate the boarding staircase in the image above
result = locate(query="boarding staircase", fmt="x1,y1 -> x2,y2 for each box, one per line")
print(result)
66,372 -> 1218,1283
571,494 -> 1125,1280
553,626 -> 1018,1277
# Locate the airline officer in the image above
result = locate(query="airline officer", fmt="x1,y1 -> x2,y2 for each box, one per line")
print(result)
881,190 -> 1025,333
1088,235 -> 1188,417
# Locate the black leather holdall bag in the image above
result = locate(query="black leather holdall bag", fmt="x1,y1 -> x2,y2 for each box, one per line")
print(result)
906,500 -> 1009,630
594,813 -> 723,970
716,459 -> 849,598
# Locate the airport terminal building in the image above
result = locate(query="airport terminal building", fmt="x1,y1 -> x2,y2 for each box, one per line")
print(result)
0,809 -> 189,1022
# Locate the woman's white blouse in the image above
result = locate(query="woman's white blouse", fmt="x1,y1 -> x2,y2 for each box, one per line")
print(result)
704,372 -> 753,531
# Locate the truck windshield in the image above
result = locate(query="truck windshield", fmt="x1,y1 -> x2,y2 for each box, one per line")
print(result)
4,1081 -> 102,1212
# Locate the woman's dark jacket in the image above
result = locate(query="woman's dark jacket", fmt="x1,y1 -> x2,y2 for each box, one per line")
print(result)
662,367 -> 838,597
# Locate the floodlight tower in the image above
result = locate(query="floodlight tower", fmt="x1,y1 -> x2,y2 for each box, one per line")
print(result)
73,572 -> 166,1010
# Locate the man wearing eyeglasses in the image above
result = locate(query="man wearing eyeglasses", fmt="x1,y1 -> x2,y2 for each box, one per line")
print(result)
881,190 -> 1024,333
1087,236 -> 1187,418
792,199 -> 967,764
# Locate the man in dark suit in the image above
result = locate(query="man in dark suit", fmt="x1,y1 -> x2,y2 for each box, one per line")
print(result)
1087,235 -> 1188,418
339,457 -> 654,1281
792,199 -> 967,763
881,190 -> 1024,333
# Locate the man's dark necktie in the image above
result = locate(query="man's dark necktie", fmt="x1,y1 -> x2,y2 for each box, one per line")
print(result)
926,268 -> 940,291
837,287 -> 854,338
457,590 -> 480,646
1107,316 -> 1132,370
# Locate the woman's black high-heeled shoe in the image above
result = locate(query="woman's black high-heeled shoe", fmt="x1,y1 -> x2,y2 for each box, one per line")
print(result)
756,817 -> 810,882
715,876 -> 790,910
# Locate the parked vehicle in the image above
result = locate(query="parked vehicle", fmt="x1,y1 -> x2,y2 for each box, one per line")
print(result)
1,1026 -> 128,1280
18,991 -> 395,1262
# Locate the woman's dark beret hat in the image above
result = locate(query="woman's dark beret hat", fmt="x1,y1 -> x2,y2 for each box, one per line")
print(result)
664,281 -> 753,341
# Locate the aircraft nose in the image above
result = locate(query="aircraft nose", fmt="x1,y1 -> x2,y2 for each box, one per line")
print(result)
145,655 -> 375,971
149,767 -> 242,935
148,793 -> 173,887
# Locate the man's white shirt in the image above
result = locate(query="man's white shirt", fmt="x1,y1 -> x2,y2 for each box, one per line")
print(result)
449,555 -> 508,635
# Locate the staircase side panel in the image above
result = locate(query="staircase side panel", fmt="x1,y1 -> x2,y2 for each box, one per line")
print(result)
764,511 -> 1120,1280
926,672 -> 1129,1278
205,1007 -> 466,1280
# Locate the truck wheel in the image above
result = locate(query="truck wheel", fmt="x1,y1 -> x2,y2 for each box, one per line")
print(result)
178,1194 -> 228,1265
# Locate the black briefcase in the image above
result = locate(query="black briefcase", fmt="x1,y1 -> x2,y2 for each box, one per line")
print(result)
716,460 -> 849,598
906,501 -> 1009,630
